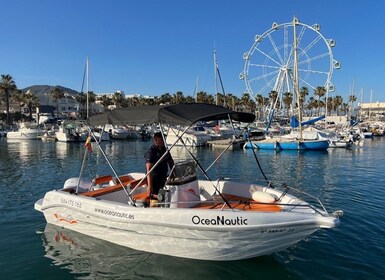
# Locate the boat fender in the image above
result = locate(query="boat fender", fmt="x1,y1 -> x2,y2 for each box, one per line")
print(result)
63,177 -> 92,191
251,191 -> 277,203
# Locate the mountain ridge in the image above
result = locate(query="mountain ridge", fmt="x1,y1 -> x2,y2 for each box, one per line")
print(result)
22,85 -> 80,96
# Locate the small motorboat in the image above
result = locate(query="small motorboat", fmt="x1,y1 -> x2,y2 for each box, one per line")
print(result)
35,103 -> 342,261
7,122 -> 43,140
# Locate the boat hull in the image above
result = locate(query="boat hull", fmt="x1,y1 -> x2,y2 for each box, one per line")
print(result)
244,139 -> 329,150
35,189 -> 338,261
6,128 -> 43,140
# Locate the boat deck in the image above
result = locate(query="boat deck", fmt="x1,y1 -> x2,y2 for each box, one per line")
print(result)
193,194 -> 282,212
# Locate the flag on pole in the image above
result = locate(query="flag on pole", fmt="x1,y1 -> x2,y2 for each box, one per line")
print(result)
84,136 -> 92,153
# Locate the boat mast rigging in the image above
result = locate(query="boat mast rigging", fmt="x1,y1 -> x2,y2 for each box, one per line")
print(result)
293,17 -> 303,141
86,57 -> 89,119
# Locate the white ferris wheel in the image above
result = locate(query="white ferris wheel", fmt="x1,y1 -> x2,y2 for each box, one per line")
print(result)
240,18 -> 340,105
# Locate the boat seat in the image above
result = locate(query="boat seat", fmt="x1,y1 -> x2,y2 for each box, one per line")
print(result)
224,193 -> 281,212
193,193 -> 281,212
92,175 -> 113,186
131,191 -> 151,204
81,177 -> 147,197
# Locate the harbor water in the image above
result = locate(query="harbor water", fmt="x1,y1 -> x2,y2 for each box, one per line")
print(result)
1,137 -> 385,279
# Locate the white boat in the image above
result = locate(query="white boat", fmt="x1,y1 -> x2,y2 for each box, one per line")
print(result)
55,120 -> 88,142
166,125 -> 212,147
6,122 -> 43,140
35,104 -> 341,261
126,126 -> 143,139
91,128 -> 110,142
104,124 -> 129,139
288,127 -> 352,149
37,113 -> 55,125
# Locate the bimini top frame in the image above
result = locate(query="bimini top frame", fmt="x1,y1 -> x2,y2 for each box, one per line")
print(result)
87,103 -> 256,207
88,103 -> 255,127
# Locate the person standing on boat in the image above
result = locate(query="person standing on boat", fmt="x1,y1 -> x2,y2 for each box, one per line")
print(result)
145,132 -> 174,199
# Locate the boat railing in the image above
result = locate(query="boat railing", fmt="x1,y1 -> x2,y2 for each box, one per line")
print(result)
277,183 -> 330,216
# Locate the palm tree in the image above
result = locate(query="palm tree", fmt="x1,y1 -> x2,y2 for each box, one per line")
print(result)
333,95 -> 343,115
50,87 -> 65,119
196,91 -> 210,103
88,91 -> 96,103
282,92 -> 293,117
305,97 -> 316,116
75,93 -> 87,118
158,93 -> 172,105
254,94 -> 264,120
341,102 -> 349,115
299,87 -> 309,115
314,86 -> 326,115
184,95 -> 195,103
216,93 -> 225,107
112,91 -> 125,108
12,89 -> 25,114
98,95 -> 113,111
326,97 -> 334,115
240,92 -> 255,113
23,90 -> 40,121
268,90 -> 279,109
0,74 -> 17,125
226,93 -> 239,110
172,91 -> 185,104
348,94 -> 357,118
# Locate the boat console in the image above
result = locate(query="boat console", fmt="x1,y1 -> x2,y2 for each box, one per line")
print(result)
160,161 -> 201,208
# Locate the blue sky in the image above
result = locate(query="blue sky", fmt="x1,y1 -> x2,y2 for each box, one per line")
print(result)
1,0 -> 384,103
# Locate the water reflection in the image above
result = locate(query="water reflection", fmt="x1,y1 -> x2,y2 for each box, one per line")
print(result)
4,139 -> 42,161
40,224 -> 291,280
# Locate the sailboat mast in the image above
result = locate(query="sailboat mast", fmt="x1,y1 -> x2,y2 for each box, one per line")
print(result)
369,89 -> 373,121
86,56 -> 89,119
293,17 -> 303,141
194,76 -> 199,102
214,48 -> 218,105
349,77 -> 356,121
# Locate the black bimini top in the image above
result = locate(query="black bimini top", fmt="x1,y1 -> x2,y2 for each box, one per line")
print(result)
88,103 -> 255,126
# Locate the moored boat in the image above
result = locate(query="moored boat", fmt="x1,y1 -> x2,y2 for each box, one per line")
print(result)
244,137 -> 329,150
55,120 -> 88,142
35,103 -> 341,261
6,122 -> 43,140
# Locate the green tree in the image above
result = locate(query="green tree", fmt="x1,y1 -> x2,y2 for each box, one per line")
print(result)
75,93 -> 87,119
172,91 -> 185,104
12,89 -> 25,114
50,87 -> 65,119
314,86 -> 326,116
268,90 -> 279,109
282,92 -> 293,117
305,97 -> 316,116
23,90 -> 40,121
341,102 -> 349,115
254,94 -> 265,120
226,93 -> 239,110
326,97 -> 333,115
299,87 -> 309,115
333,95 -> 343,115
240,92 -> 255,112
0,74 -> 17,125
88,91 -> 96,103
112,91 -> 125,108
184,95 -> 195,103
196,91 -> 210,103
348,94 -> 357,117
158,93 -> 172,105
98,95 -> 113,111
